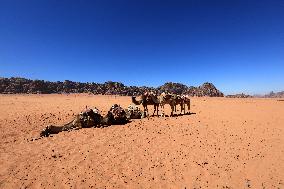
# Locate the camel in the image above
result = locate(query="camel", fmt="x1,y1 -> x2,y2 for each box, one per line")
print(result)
132,92 -> 160,117
159,93 -> 191,116
40,105 -> 132,137
40,108 -> 103,137
172,95 -> 191,114
181,95 -> 191,114
125,104 -> 144,119
159,93 -> 175,116
172,94 -> 184,114
40,115 -> 82,137
102,104 -> 129,125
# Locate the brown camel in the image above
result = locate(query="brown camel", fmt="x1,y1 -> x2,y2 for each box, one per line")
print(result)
159,93 -> 191,116
132,92 -> 159,116
102,104 -> 129,125
40,108 -> 102,137
172,94 -> 191,114
181,95 -> 191,114
40,105 -> 131,137
159,92 -> 175,116
172,94 -> 184,114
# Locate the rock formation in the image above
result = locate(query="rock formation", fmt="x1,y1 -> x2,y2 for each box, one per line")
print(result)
0,77 -> 224,97
264,91 -> 284,98
226,93 -> 252,98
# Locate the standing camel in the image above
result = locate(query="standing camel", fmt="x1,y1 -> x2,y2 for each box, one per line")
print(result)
159,93 -> 175,116
181,95 -> 191,114
172,94 -> 185,114
159,93 -> 191,116
131,92 -> 160,117
172,94 -> 191,115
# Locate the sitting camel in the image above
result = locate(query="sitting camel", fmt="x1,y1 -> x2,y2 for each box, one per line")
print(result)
40,105 -> 131,137
132,92 -> 160,117
40,107 -> 102,137
125,104 -> 144,119
102,104 -> 129,125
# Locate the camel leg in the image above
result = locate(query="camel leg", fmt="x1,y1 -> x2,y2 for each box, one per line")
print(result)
160,104 -> 165,117
155,105 -> 158,116
189,100 -> 191,112
170,105 -> 174,117
152,105 -> 156,116
170,102 -> 175,117
144,105 -> 149,118
156,105 -> 159,116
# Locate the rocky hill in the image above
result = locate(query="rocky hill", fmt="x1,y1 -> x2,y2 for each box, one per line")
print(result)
157,82 -> 224,97
0,77 -> 224,97
226,93 -> 252,98
264,91 -> 284,98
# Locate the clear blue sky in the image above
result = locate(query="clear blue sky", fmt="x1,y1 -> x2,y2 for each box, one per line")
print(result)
0,0 -> 283,95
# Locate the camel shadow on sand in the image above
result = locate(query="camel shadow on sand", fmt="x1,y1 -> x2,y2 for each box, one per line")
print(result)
149,112 -> 196,118
101,120 -> 132,127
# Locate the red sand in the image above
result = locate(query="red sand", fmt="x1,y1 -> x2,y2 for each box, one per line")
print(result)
0,94 -> 283,188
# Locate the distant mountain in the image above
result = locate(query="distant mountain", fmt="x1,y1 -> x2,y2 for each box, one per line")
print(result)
157,82 -> 188,95
226,93 -> 252,98
157,82 -> 224,97
264,91 -> 284,98
0,77 -> 224,97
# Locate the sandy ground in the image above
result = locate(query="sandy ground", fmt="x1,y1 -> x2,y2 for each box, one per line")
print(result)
0,94 -> 283,189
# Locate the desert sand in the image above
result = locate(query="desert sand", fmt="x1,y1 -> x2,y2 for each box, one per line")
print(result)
0,94 -> 283,189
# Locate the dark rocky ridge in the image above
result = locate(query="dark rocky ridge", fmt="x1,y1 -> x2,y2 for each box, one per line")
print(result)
0,77 -> 224,97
